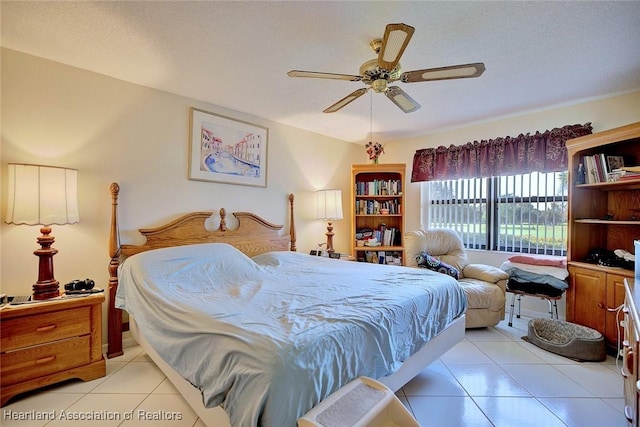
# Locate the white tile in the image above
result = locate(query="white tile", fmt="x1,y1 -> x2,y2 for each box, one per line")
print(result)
553,363 -> 624,398
90,361 -> 166,394
408,396 -> 493,427
464,327 -> 513,342
440,341 -> 494,364
45,393 -> 147,426
493,317 -> 530,340
473,396 -> 566,427
403,361 -> 467,396
2,319 -> 626,427
538,397 -> 628,427
516,340 -> 583,365
602,397 -> 626,415
108,345 -> 144,362
607,360 -> 624,373
152,378 -> 181,394
48,361 -> 128,394
501,364 -> 593,397
119,394 -> 199,427
133,351 -> 155,363
446,364 -> 531,397
473,341 -> 547,365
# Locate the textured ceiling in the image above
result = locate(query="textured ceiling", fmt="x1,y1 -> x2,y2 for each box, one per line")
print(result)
2,1 -> 640,143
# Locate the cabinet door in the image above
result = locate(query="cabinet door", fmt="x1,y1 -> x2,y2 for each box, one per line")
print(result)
567,266 -> 606,333
606,273 -> 628,346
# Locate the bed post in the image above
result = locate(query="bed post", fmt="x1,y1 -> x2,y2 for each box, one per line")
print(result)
289,194 -> 296,252
107,182 -> 123,358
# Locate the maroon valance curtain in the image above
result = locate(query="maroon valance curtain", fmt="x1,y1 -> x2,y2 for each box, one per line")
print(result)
411,123 -> 593,182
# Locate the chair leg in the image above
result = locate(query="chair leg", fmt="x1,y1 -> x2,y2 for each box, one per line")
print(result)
508,293 -> 517,327
546,299 -> 554,318
517,294 -> 522,319
553,300 -> 559,319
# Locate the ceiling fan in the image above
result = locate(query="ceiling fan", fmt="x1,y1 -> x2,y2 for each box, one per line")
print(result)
287,23 -> 485,114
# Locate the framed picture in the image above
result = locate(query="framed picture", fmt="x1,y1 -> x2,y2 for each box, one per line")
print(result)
606,155 -> 624,172
189,108 -> 268,187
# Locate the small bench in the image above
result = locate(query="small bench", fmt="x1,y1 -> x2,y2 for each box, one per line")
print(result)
506,278 -> 565,327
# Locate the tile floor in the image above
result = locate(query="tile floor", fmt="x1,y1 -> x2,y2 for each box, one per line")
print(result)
2,315 -> 628,427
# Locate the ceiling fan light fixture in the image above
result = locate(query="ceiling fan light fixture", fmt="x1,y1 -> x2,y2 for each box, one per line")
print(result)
372,79 -> 387,93
288,23 -> 484,114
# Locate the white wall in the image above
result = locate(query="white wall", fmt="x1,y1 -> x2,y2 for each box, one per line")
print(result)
3,47 -> 639,335
0,49 -> 362,334
384,90 -> 640,317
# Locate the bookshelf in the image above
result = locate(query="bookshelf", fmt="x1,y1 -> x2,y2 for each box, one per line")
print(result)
566,122 -> 640,350
351,163 -> 406,265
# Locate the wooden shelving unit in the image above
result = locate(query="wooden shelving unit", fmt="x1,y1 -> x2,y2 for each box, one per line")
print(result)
351,163 -> 406,265
566,121 -> 640,350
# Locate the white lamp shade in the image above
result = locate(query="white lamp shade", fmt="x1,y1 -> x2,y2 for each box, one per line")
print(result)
316,189 -> 343,220
6,164 -> 80,226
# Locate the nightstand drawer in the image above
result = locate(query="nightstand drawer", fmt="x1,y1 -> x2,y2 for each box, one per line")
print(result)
1,336 -> 91,386
1,306 -> 91,351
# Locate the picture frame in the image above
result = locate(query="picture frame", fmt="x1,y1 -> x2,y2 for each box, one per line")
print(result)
606,155 -> 624,172
189,108 -> 268,187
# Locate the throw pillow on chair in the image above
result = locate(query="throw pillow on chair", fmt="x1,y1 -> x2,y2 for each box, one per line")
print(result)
416,252 -> 460,279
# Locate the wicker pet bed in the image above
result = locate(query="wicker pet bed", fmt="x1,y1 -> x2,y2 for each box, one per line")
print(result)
523,318 -> 606,362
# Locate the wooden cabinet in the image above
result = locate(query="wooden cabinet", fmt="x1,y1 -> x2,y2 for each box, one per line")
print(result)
623,278 -> 639,426
0,294 -> 106,406
567,265 -> 630,347
566,122 -> 640,351
351,163 -> 406,265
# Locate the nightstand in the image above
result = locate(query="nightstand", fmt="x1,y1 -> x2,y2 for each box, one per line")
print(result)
0,293 -> 106,406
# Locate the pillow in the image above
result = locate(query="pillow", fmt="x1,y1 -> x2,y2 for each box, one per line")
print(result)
416,252 -> 460,279
508,254 -> 567,268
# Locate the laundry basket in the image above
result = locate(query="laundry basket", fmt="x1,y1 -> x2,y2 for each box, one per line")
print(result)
523,318 -> 606,362
298,377 -> 419,427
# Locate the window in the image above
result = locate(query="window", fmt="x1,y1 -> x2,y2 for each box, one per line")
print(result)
425,171 -> 568,255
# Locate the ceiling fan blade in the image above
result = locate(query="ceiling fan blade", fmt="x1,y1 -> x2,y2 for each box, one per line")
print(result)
287,70 -> 362,81
385,86 -> 420,113
323,88 -> 369,113
401,62 -> 486,83
378,23 -> 415,71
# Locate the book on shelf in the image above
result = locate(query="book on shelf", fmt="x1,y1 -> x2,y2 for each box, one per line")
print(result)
356,179 -> 402,196
357,250 -> 402,265
355,198 -> 401,215
617,170 -> 640,180
581,153 -> 631,183
355,226 -> 400,247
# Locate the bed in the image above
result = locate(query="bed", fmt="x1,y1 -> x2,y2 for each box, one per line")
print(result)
106,183 -> 467,427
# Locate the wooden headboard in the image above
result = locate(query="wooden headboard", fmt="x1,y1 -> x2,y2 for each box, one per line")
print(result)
107,182 -> 297,358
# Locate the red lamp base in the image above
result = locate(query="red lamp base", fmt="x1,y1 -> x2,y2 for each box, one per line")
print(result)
32,226 -> 60,300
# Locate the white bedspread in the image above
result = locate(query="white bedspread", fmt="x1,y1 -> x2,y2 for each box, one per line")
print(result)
115,243 -> 466,427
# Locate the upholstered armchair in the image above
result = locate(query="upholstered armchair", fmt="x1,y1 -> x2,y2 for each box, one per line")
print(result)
405,229 -> 509,328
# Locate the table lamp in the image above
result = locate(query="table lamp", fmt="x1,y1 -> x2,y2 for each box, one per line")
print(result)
5,164 -> 79,300
316,189 -> 343,254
